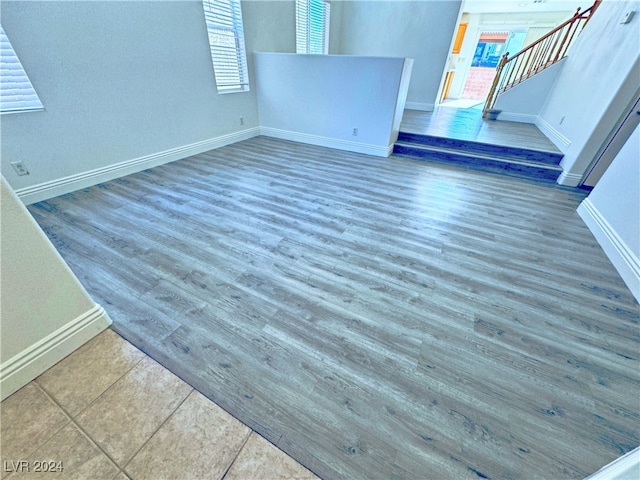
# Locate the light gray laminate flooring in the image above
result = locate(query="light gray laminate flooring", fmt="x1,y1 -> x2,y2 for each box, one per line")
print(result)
400,108 -> 563,153
29,136 -> 639,480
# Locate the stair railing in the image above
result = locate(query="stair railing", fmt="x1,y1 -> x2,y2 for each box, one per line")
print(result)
483,0 -> 600,117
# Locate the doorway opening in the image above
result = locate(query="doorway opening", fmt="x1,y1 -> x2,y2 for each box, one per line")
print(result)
441,30 -> 526,110
460,31 -> 508,104
461,31 -> 526,102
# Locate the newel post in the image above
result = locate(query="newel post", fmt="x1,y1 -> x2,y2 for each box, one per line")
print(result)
483,53 -> 509,117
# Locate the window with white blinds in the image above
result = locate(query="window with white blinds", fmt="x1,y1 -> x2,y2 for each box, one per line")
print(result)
296,0 -> 330,55
0,26 -> 44,114
203,0 -> 249,93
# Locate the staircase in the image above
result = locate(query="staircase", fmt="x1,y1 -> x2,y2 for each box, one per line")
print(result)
484,0 -> 600,116
393,132 -> 564,183
392,1 -> 602,183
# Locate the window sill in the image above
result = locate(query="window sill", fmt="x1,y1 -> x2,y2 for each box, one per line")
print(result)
217,86 -> 251,95
1,107 -> 45,116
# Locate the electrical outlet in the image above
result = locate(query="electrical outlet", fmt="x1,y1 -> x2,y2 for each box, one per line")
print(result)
353,128 -> 358,136
10,161 -> 29,176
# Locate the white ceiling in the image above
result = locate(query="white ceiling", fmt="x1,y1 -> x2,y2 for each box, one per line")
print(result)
463,0 -> 591,14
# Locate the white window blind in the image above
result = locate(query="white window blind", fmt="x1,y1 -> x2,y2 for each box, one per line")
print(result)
203,0 -> 249,93
296,0 -> 330,55
0,26 -> 43,114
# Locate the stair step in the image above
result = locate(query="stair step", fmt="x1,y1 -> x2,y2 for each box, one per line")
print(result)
393,142 -> 563,182
397,132 -> 563,166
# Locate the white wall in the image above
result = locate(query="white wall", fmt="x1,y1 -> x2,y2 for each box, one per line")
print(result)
578,124 -> 640,301
0,176 -> 111,400
331,0 -> 461,111
0,0 -> 295,204
255,53 -> 410,156
494,59 -> 566,122
537,1 -> 640,186
243,0 -> 296,54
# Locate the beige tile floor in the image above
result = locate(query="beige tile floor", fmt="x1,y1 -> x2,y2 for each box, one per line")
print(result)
1,329 -> 319,480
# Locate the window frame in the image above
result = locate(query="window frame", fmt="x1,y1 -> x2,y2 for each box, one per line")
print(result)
202,0 -> 250,94
0,25 -> 44,115
296,0 -> 330,55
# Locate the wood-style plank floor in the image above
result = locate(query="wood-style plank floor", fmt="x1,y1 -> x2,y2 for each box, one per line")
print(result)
29,136 -> 639,480
401,108 -> 563,153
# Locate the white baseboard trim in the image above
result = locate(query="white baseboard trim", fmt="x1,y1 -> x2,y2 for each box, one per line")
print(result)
15,127 -> 261,205
495,112 -> 538,124
557,170 -> 583,187
585,447 -> 640,480
0,304 -> 112,401
405,102 -> 434,112
578,198 -> 640,302
260,127 -> 393,157
536,116 -> 571,152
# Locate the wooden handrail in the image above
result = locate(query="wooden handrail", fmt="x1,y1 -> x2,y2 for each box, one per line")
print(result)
483,1 -> 600,117
505,7 -> 582,64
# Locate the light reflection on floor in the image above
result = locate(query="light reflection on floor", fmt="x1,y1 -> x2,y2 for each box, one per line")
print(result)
399,107 -> 562,153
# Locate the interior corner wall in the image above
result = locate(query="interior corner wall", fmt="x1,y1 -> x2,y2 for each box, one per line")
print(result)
577,124 -> 640,301
537,1 -> 640,183
0,0 -> 295,204
331,0 -> 461,111
0,176 -> 111,400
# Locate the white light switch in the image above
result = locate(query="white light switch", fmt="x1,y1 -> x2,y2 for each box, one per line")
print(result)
621,11 -> 635,24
